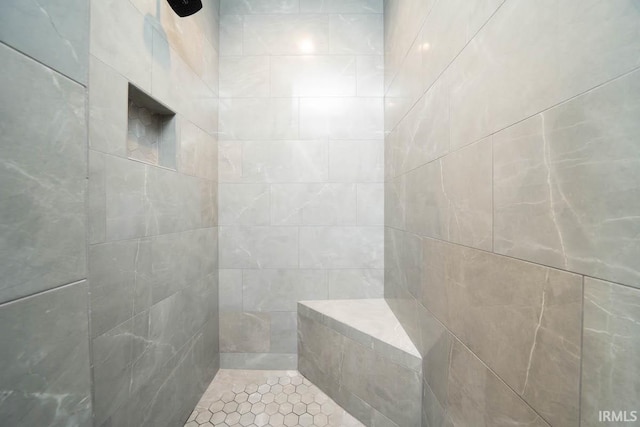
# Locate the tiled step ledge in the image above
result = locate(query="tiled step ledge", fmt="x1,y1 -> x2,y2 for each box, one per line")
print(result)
297,299 -> 422,372
298,299 -> 422,427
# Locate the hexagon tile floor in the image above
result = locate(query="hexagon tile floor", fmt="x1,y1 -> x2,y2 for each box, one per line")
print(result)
184,369 -> 364,427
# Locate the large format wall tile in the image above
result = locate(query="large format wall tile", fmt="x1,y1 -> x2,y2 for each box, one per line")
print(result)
385,1 -> 640,426
219,98 -> 299,140
300,226 -> 383,269
421,238 -> 582,426
404,138 -> 492,250
244,14 -> 330,55
219,3 -> 384,368
243,269 -> 327,312
494,70 -> 640,288
0,0 -> 89,84
271,183 -> 357,225
179,119 -> 218,180
151,36 -> 218,136
357,183 -> 384,225
220,312 -> 270,353
582,279 -> 640,427
221,0 -> 299,15
90,228 -> 215,340
300,97 -> 383,140
439,138 -> 492,250
449,0 -> 640,150
90,0 -> 152,91
92,316 -> 144,426
0,43 -> 86,304
384,29 -> 424,132
328,140 -> 384,183
113,312 -> 218,427
330,14 -> 383,55
383,0 -> 434,91
271,55 -> 357,97
301,0 -> 383,14
88,1 -> 220,424
220,140 -> 329,183
387,78 -> 449,177
327,269 -> 383,299
0,282 -> 92,427
155,1 -> 209,83
419,0 -> 504,96
219,14 -> 243,56
89,151 -> 107,244
445,341 -> 550,427
89,240 -> 149,337
219,56 -> 270,98
219,184 -> 270,225
220,353 -> 298,370
270,311 -> 298,353
219,226 -> 299,268
385,175 -> 406,230
89,56 -> 128,157
356,55 -> 384,96
219,269 -> 243,311
103,155 -> 211,241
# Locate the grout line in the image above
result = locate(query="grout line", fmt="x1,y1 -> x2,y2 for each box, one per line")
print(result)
0,41 -> 88,87
384,225 -> 639,292
405,293 -> 555,426
578,275 -> 585,425
491,135 -> 495,252
0,279 -> 88,308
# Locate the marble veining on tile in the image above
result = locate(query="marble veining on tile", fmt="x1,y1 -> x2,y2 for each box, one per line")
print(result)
217,0 -> 384,369
581,278 -> 640,427
0,0 -> 89,84
0,42 -> 86,304
494,69 -> 640,289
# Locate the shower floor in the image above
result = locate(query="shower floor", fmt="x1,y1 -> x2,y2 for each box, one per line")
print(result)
184,369 -> 364,427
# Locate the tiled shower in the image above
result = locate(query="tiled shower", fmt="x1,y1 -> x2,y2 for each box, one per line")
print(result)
217,0 -> 384,369
0,1 -> 638,427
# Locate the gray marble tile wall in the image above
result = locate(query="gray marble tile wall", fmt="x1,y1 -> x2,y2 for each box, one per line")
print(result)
0,0 -> 92,424
2,0 -> 221,421
88,0 -> 221,426
217,0 -> 385,369
384,0 -> 640,426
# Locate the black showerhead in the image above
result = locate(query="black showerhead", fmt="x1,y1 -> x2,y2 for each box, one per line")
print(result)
166,0 -> 202,17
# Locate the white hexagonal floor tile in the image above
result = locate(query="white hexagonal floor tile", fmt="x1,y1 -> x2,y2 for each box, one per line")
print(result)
211,411 -> 227,424
283,413 -> 298,426
237,401 -> 252,415
292,402 -> 307,416
184,370 -> 364,427
239,412 -> 255,426
307,402 -> 321,416
269,412 -> 284,426
251,402 -> 266,415
195,410 -> 213,424
299,413 -> 314,427
225,412 -> 241,425
223,402 -> 239,414
278,402 -> 293,415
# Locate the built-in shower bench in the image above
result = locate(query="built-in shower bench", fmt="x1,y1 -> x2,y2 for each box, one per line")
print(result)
297,299 -> 422,427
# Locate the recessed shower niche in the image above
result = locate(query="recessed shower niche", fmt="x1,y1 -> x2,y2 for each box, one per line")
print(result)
127,84 -> 177,169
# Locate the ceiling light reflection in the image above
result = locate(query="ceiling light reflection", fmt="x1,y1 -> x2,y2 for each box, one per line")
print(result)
298,38 -> 315,54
